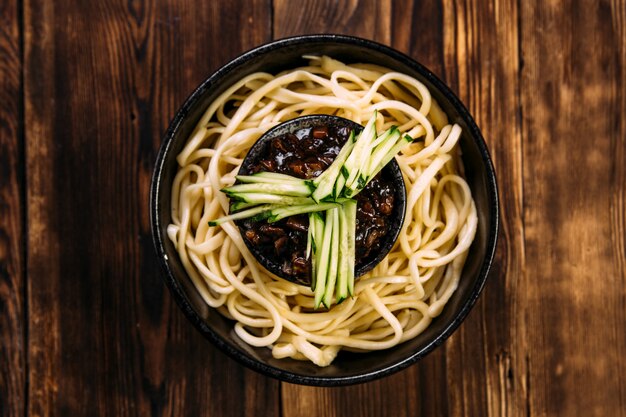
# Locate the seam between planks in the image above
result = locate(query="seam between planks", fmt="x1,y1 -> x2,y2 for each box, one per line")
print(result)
515,0 -> 530,414
17,0 -> 29,415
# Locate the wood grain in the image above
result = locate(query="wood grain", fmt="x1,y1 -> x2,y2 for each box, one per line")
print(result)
273,0 -> 391,44
2,0 -> 626,415
0,0 -> 25,415
519,0 -> 626,415
23,0 -> 279,416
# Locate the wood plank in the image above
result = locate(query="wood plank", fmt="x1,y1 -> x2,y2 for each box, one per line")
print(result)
0,0 -> 25,415
23,1 -> 279,416
439,0 -> 527,415
282,371 -> 432,417
520,0 -> 626,415
273,0 -> 391,44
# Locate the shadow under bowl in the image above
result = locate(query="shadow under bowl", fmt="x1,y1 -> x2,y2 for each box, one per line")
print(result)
234,114 -> 407,285
150,34 -> 499,386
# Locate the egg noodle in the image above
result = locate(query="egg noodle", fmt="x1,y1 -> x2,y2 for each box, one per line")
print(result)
167,56 -> 478,366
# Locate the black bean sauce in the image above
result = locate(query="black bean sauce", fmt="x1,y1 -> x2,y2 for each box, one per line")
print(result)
237,123 -> 395,285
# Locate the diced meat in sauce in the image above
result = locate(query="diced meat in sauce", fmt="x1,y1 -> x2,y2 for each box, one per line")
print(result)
236,123 -> 396,285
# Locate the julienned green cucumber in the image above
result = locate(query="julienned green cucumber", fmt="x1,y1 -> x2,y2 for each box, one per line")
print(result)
210,202 -> 331,226
313,209 -> 334,308
343,111 -> 378,189
364,127 -> 402,178
335,204 -> 350,303
310,112 -> 415,199
322,208 -> 340,308
223,182 -> 313,197
309,212 -> 325,292
343,199 -> 357,296
311,131 -> 356,202
366,134 -> 414,181
227,193 -> 314,205
267,202 -> 340,223
207,204 -> 278,226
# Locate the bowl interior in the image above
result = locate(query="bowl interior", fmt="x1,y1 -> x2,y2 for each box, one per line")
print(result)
151,35 -> 498,386
235,114 -> 407,285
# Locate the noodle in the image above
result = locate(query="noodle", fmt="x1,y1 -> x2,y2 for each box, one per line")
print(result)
168,56 -> 478,366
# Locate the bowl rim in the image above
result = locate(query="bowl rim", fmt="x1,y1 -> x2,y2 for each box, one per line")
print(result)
150,33 -> 499,386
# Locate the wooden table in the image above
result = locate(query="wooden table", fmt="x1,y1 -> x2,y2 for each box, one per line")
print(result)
2,0 -> 625,415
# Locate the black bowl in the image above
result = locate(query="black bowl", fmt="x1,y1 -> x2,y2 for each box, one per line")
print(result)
151,34 -> 499,386
235,114 -> 407,285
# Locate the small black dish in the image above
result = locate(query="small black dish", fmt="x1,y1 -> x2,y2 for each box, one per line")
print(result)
150,34 -> 499,386
234,114 -> 407,285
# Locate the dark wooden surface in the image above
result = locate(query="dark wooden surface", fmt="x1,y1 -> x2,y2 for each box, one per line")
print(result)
1,0 -> 625,415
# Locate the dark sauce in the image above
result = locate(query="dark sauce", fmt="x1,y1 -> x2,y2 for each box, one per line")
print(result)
237,124 -> 395,285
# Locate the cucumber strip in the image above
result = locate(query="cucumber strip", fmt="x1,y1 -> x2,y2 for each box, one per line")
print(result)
333,197 -> 352,204
313,131 -> 356,187
311,131 -> 356,202
343,199 -> 357,296
367,134 -> 414,181
230,201 -> 258,212
365,127 -> 402,179
314,209 -> 334,309
342,127 -> 401,198
235,174 -> 316,196
322,208 -> 340,308
333,172 -> 346,199
309,212 -> 325,292
208,204 -> 277,226
267,202 -> 341,223
223,182 -> 312,197
343,112 -> 378,189
227,193 -> 315,205
369,125 -> 397,150
352,127 -> 399,185
306,213 -> 313,260
335,205 -> 349,303
310,212 -> 324,253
